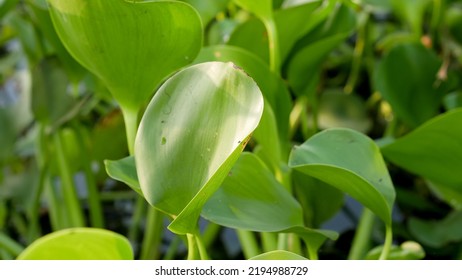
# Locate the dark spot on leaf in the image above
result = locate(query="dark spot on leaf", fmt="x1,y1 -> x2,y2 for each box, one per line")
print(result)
161,137 -> 167,145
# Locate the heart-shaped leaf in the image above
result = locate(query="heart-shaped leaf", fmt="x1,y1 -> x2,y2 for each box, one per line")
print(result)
374,43 -> 443,127
135,62 -> 264,234
289,128 -> 395,226
47,0 -> 202,111
202,152 -> 337,251
17,228 -> 133,260
381,109 -> 462,189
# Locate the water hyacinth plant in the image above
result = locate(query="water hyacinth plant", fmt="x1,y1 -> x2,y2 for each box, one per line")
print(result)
0,0 -> 462,260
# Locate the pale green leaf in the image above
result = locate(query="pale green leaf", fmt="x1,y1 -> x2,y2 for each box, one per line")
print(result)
250,250 -> 307,260
135,62 -> 264,234
105,156 -> 142,196
17,228 -> 133,260
47,0 -> 202,111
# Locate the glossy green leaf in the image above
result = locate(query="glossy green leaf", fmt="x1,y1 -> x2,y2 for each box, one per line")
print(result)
202,153 -> 304,232
135,62 -> 264,234
250,250 -> 307,260
409,211 -> 462,248
194,45 -> 291,143
366,241 -> 425,260
381,109 -> 462,189
17,228 -> 133,260
289,128 -> 395,226
105,156 -> 142,197
374,43 -> 443,127
47,0 -> 202,111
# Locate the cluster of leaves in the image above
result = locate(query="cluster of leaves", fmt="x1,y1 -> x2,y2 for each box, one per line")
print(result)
1,0 -> 462,260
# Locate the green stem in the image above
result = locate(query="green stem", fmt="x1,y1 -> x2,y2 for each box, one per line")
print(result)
379,225 -> 393,260
263,18 -> 280,73
140,207 -> 164,260
186,233 -> 200,260
121,107 -> 139,155
344,11 -> 369,95
0,231 -> 24,257
195,234 -> 210,260
307,244 -> 319,260
163,236 -> 182,260
128,196 -> 147,243
202,222 -> 221,249
53,131 -> 85,227
236,230 -> 261,259
261,232 -> 278,252
27,160 -> 47,242
74,124 -> 104,228
348,208 -> 375,260
45,174 -> 64,230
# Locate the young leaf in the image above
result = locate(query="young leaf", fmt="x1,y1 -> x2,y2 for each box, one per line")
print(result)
47,0 -> 202,111
374,43 -> 443,127
289,128 -> 395,226
17,228 -> 133,260
105,156 -> 142,197
381,109 -> 462,189
135,62 -> 264,234
366,241 -> 425,260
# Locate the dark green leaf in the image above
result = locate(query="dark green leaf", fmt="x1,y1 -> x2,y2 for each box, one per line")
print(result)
409,211 -> 462,248
289,128 -> 395,226
381,109 -> 462,189
203,153 -> 304,232
374,43 -> 443,127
